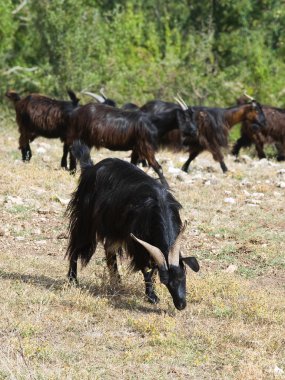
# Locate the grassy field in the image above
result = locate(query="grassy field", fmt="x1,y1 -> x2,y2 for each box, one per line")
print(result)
0,114 -> 284,380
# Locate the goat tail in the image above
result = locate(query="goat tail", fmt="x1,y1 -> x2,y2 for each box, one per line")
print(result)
71,140 -> 94,170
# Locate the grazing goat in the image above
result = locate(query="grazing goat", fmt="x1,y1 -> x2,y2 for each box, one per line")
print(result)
177,95 -> 266,172
66,102 -> 172,186
232,96 -> 285,161
5,89 -> 80,169
66,141 -> 200,310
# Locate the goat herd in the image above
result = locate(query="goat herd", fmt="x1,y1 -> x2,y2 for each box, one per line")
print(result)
5,89 -> 285,310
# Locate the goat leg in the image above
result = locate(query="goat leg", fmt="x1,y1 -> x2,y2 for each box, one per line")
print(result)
61,143 -> 69,169
67,256 -> 78,284
232,134 -> 252,157
212,150 -> 228,173
104,242 -> 121,287
142,267 -> 159,304
19,134 -> 32,161
181,149 -> 201,172
69,146 -> 77,173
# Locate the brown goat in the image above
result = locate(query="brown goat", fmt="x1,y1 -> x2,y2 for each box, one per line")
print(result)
181,100 -> 266,172
232,96 -> 285,161
65,103 -> 169,187
5,90 -> 79,169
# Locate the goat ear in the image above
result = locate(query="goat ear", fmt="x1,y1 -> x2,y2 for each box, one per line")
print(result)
181,256 -> 200,272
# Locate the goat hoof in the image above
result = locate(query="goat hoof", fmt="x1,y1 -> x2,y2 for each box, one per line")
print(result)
146,293 -> 160,304
68,277 -> 78,286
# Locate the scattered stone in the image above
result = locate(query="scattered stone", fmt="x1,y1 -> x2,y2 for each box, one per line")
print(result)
276,181 -> 285,188
0,228 -> 5,236
5,196 -> 24,205
240,178 -> 251,186
273,366 -> 284,376
224,264 -> 238,273
246,199 -> 261,205
15,236 -> 25,241
224,197 -> 236,204
36,240 -> 47,245
42,155 -> 51,162
168,166 -> 181,174
37,208 -> 51,214
36,147 -> 46,154
251,192 -> 264,198
277,169 -> 285,175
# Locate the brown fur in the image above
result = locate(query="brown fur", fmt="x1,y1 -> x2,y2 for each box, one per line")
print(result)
5,90 -> 79,168
181,101 -> 266,172
66,103 -> 168,186
233,96 -> 285,160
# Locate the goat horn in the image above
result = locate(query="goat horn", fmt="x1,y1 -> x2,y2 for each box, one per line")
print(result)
177,93 -> 188,108
174,96 -> 188,111
130,234 -> 167,269
174,94 -> 188,110
168,221 -> 188,267
243,91 -> 255,102
99,87 -> 107,100
81,91 -> 105,103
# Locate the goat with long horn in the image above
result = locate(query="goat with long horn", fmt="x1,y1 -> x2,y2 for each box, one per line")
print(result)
66,141 -> 200,310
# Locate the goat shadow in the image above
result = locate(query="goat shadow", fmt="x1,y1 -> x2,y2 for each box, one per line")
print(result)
0,269 -> 165,315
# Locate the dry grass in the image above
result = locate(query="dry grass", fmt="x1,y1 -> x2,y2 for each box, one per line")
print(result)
0,115 -> 284,379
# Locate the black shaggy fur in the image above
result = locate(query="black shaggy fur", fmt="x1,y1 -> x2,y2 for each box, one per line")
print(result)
66,141 -> 199,310
141,100 -> 187,151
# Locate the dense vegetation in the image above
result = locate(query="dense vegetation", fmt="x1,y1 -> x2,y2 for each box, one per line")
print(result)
1,0 -> 285,106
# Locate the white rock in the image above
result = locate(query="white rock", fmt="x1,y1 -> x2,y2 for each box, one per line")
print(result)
225,264 -> 238,273
224,197 -> 236,204
5,196 -> 24,205
168,166 -> 181,174
251,192 -> 264,198
273,366 -> 284,376
36,147 -> 46,154
276,181 -> 285,188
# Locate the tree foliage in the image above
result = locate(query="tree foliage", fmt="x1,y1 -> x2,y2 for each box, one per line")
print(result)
1,0 -> 285,106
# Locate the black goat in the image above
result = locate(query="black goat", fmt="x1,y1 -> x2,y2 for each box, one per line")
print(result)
232,96 -> 285,161
180,96 -> 266,172
141,100 -> 185,151
66,102 -> 171,186
5,89 -> 80,170
66,141 -> 199,310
